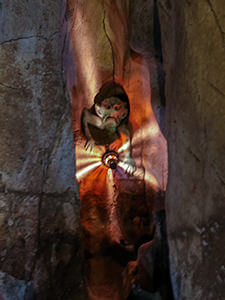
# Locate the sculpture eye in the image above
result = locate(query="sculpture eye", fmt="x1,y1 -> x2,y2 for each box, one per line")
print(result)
114,104 -> 121,111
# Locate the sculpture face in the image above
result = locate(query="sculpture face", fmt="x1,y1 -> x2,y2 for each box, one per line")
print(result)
95,97 -> 128,130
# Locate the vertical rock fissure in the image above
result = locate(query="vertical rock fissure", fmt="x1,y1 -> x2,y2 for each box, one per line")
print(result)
29,106 -> 67,285
207,0 -> 225,44
102,0 -> 116,82
154,0 -> 166,135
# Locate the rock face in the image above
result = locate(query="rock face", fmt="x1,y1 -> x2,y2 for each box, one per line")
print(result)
136,210 -> 173,299
0,1 -> 84,299
129,0 -> 166,135
158,0 -> 225,299
2,1 -> 224,299
0,271 -> 34,300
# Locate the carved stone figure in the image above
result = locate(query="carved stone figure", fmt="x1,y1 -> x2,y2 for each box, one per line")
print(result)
81,81 -> 135,173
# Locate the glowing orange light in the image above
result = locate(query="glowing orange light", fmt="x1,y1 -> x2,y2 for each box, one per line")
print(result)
76,143 -> 105,175
76,161 -> 102,180
77,157 -> 102,167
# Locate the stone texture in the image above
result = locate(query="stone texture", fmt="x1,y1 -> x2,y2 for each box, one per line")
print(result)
158,0 -> 225,299
0,271 -> 33,300
129,0 -> 166,135
0,1 -> 84,299
5,0 -> 225,299
135,210 -> 173,299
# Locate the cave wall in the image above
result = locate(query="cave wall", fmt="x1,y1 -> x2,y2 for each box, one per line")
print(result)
2,0 -> 224,299
158,0 -> 225,299
0,1 -> 84,299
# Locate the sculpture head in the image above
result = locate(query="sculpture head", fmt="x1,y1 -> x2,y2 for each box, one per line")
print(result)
94,82 -> 130,129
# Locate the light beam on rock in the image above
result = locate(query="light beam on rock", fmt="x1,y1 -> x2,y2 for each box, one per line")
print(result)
76,161 -> 102,180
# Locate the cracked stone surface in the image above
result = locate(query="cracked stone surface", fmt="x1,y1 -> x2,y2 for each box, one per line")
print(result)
158,0 -> 225,299
0,1 -> 84,299
0,271 -> 32,300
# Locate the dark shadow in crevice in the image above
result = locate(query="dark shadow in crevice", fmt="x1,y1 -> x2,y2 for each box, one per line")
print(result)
153,0 -> 166,136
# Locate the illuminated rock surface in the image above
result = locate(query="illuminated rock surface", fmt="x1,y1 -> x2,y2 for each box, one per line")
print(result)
65,1 -> 168,299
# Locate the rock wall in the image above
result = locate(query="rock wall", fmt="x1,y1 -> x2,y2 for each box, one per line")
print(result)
0,1 -> 84,299
158,0 -> 225,299
3,0 -> 224,299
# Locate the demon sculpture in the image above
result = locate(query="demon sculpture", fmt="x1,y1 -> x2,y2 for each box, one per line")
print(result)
81,81 -> 135,173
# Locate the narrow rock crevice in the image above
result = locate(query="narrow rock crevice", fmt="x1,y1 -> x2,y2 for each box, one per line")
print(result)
102,0 -> 115,81
0,82 -> 23,90
0,31 -> 61,46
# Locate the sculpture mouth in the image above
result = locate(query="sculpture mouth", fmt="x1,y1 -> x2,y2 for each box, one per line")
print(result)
104,116 -> 120,125
102,150 -> 119,169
